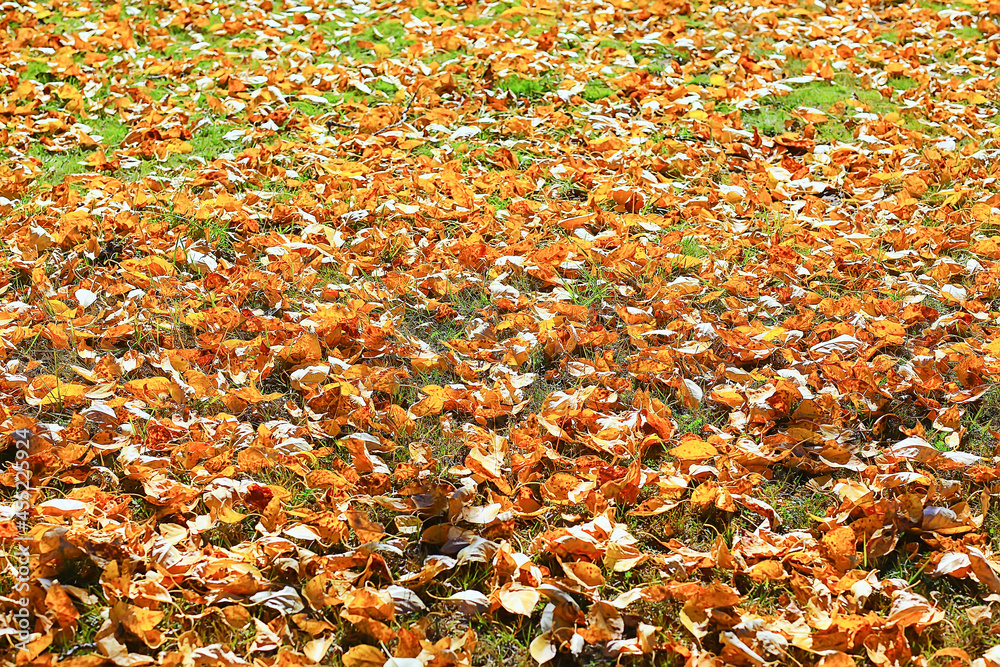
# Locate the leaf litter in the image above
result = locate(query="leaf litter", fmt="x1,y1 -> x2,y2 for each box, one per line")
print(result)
3,0 -> 1000,664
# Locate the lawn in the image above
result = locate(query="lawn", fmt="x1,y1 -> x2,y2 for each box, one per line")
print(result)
3,0 -> 1000,664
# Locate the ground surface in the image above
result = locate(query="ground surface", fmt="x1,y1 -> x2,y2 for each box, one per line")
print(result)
2,0 -> 1000,664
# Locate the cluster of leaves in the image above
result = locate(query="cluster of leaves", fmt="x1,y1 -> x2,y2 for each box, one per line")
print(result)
5,0 -> 1000,664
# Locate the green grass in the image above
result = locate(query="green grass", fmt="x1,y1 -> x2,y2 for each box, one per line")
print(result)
581,80 -> 615,102
394,415 -> 463,473
90,116 -> 131,148
952,26 -> 982,40
204,516 -> 258,548
398,285 -> 493,350
656,504 -> 723,550
880,29 -> 899,44
961,388 -> 1000,459
20,59 -> 59,83
888,76 -> 920,90
25,147 -> 87,186
317,19 -> 413,61
741,580 -> 794,615
753,472 -> 830,530
494,74 -> 559,98
11,0 -> 1000,664
373,80 -> 398,95
428,48 -> 468,63
51,603 -> 104,652
680,236 -> 708,258
473,620 -> 534,666
451,286 -> 491,318
188,121 -> 252,160
560,268 -> 611,309
185,218 -> 233,252
739,107 -> 795,137
675,410 -> 707,434
740,72 -> 900,141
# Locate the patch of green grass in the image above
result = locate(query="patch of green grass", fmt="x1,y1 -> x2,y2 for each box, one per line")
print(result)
21,59 -> 57,83
780,57 -> 809,77
451,286 -> 491,318
89,115 -> 131,148
26,146 -> 87,186
740,579 -> 794,614
325,20 -> 413,61
962,388 -> 1000,459
741,72 -> 896,140
753,472 -> 830,530
411,143 -> 436,160
370,20 -> 407,41
917,0 -> 951,11
679,236 -> 707,258
373,80 -> 398,95
428,49 -> 467,64
581,80 -> 614,102
204,516 -> 258,548
880,29 -> 899,44
472,619 -> 534,666
186,218 -> 233,252
658,504 -> 722,550
593,36 -> 679,63
424,317 -> 467,345
397,415 -> 463,472
400,295 -> 471,348
494,74 -> 558,99
185,605 -> 258,654
315,264 -> 350,288
487,194 -> 512,212
675,410 -> 707,435
739,107 -> 792,137
888,76 -> 919,90
291,487 -> 319,507
291,93 -> 354,117
130,497 -> 157,522
188,121 -> 250,162
952,25 -> 982,40
560,268 -> 611,309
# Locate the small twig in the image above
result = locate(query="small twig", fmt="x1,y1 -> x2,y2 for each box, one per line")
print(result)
373,86 -> 420,136
324,119 -> 358,131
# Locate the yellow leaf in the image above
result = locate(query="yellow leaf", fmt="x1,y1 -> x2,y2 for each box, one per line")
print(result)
668,439 -> 718,461
409,394 -> 444,417
748,560 -> 786,583
498,584 -> 539,616
971,203 -> 992,221
122,605 -> 164,646
125,377 -> 182,402
39,384 -> 90,407
342,645 -> 385,667
709,387 -> 744,408
530,634 -> 557,664
869,320 -> 906,343
43,299 -> 70,314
